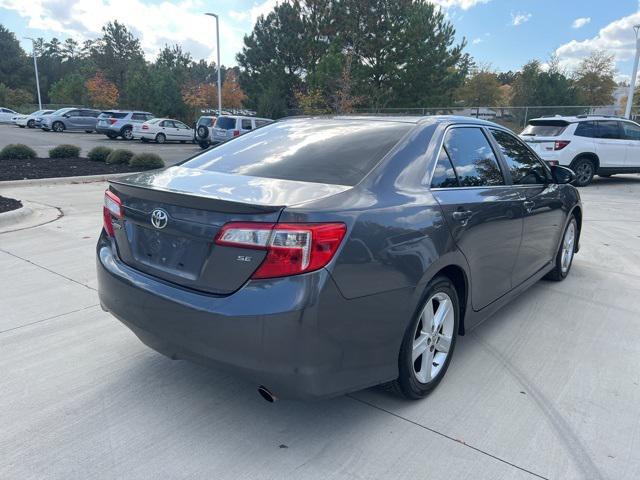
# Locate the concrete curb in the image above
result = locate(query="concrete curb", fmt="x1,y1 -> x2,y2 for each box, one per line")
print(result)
0,200 -> 63,234
0,172 -> 133,188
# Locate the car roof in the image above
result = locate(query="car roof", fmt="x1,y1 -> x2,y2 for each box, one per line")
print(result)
528,115 -> 635,123
278,115 -> 507,129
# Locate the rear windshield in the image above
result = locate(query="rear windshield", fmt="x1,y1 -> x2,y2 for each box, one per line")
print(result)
521,120 -> 568,137
99,111 -> 127,119
215,117 -> 236,130
183,119 -> 413,186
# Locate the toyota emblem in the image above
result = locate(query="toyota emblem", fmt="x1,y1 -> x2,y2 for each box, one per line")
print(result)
150,208 -> 169,229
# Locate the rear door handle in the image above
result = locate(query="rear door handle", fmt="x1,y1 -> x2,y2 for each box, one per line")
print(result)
523,200 -> 535,212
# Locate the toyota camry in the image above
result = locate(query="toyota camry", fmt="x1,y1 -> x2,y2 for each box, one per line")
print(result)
97,116 -> 582,401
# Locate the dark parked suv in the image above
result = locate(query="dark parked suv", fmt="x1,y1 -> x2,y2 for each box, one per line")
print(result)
97,116 -> 582,401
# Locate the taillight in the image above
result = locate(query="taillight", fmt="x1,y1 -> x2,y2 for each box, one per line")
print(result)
215,222 -> 347,279
108,118 -> 117,125
103,190 -> 123,236
142,124 -> 149,130
233,130 -> 240,137
554,140 -> 570,150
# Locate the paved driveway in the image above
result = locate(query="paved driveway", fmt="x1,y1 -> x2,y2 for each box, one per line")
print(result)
0,124 -> 199,166
1,176 -> 640,479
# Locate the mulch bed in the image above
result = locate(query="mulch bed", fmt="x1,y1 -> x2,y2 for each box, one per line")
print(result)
0,157 -> 148,182
0,195 -> 22,214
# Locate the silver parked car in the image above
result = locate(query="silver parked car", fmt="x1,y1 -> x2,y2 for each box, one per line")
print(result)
196,115 -> 273,149
16,110 -> 55,128
41,107 -> 102,133
96,110 -> 155,140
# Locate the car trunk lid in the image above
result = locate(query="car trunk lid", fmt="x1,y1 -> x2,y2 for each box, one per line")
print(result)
107,166 -> 350,294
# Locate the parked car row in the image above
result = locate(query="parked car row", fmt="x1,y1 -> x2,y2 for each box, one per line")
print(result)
3,106 -> 274,148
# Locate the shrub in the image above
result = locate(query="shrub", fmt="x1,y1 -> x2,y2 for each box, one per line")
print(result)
129,153 -> 165,169
106,149 -> 134,165
49,144 -> 81,158
87,146 -> 113,162
0,144 -> 37,160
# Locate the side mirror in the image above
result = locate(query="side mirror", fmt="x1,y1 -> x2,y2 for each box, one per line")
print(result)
551,165 -> 576,185
63,113 -> 70,118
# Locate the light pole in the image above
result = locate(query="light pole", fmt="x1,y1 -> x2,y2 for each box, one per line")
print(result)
624,25 -> 640,119
24,37 -> 43,110
205,13 -> 222,115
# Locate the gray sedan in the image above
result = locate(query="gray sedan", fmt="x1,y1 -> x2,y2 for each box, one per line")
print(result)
97,116 -> 582,401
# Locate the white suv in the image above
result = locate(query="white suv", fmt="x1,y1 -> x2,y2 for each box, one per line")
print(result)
195,115 -> 273,149
520,115 -> 640,186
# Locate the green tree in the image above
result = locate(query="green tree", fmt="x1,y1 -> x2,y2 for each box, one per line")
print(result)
91,21 -> 145,90
0,25 -> 31,89
573,50 -> 616,105
511,59 -> 578,106
457,69 -> 503,106
49,73 -> 87,104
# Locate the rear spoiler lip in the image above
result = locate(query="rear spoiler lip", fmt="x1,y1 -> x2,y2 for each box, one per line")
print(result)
108,181 -> 286,214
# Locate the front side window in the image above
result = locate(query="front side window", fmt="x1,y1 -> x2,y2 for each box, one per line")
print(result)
621,121 -> 640,140
491,129 -> 549,185
66,110 -> 80,117
596,121 -> 622,139
241,119 -> 253,130
431,148 -> 459,188
175,121 -> 189,129
443,128 -> 504,187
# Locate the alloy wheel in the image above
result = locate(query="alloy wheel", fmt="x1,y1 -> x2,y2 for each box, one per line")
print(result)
412,292 -> 455,384
561,222 -> 576,273
575,162 -> 593,184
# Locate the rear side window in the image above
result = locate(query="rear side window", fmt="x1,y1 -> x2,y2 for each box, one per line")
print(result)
491,129 -> 549,185
521,121 -> 568,137
241,119 -> 253,130
443,128 -> 504,187
184,119 -> 413,186
216,117 -> 236,130
574,121 -> 596,138
431,148 -> 458,188
621,121 -> 640,140
596,121 -> 622,139
101,112 -> 127,119
131,113 -> 148,121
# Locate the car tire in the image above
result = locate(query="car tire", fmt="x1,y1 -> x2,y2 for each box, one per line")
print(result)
18,125 -> 25,128
27,120 -> 35,128
85,129 -> 93,133
198,140 -> 210,150
570,157 -> 595,187
156,133 -> 166,144
52,121 -> 64,133
121,127 -> 133,140
545,216 -> 578,281
390,276 -> 459,400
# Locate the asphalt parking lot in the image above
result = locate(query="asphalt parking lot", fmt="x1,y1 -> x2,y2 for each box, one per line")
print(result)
0,124 -> 199,166
1,175 -> 640,479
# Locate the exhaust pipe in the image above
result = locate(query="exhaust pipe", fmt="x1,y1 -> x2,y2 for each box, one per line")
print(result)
258,385 -> 277,403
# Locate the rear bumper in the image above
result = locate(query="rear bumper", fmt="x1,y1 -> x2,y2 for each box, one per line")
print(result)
96,125 -> 119,135
96,236 -> 404,399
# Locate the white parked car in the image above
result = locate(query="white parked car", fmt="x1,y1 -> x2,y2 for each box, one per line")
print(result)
16,109 -> 55,128
134,118 -> 194,144
520,115 -> 640,186
0,107 -> 19,123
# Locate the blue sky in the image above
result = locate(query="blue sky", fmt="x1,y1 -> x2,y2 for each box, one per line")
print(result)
1,0 -> 639,79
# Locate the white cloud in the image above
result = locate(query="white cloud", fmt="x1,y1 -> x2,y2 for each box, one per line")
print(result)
511,12 -> 531,26
472,37 -> 483,45
229,0 -> 280,25
555,11 -> 640,70
0,0 -> 253,65
429,0 -> 491,9
572,17 -> 591,29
